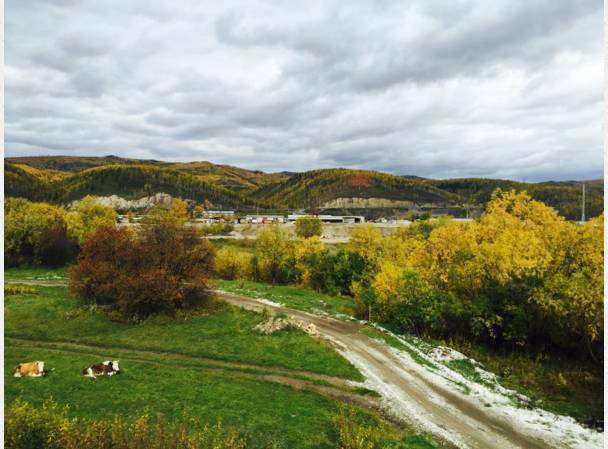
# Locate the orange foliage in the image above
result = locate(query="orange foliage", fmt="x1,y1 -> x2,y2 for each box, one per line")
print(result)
350,174 -> 371,187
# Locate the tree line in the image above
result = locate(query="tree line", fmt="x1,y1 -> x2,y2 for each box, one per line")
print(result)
6,161 -> 603,220
216,190 -> 604,361
4,189 -> 603,361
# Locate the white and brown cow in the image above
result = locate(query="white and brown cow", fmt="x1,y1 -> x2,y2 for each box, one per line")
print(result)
83,360 -> 120,378
13,361 -> 46,377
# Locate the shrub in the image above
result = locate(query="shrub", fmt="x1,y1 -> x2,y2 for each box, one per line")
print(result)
69,223 -> 215,320
372,267 -> 457,336
365,190 -> 604,359
294,236 -> 326,289
141,199 -> 189,226
255,226 -> 295,285
4,285 -> 37,296
5,399 -> 66,449
326,250 -> 368,296
215,247 -> 251,280
331,406 -> 387,449
66,195 -> 117,244
295,217 -> 323,239
347,225 -> 383,269
200,223 -> 235,236
5,399 -> 254,449
4,198 -> 78,267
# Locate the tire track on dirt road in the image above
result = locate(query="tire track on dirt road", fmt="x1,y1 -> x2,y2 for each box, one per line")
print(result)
217,291 -> 585,449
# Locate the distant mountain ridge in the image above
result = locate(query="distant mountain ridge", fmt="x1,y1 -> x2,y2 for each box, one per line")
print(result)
4,155 -> 602,219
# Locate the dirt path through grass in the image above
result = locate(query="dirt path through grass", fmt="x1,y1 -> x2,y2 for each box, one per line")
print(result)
7,336 -> 352,386
5,279 -> 68,286
217,291 -> 583,449
6,278 -> 598,448
7,337 -> 381,413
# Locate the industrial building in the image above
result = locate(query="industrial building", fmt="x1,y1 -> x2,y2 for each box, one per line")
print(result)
245,215 -> 286,224
287,214 -> 365,224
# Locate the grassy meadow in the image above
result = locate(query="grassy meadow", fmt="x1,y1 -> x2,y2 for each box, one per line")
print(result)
6,346 -> 344,448
5,285 -> 360,379
4,267 -> 440,449
217,278 -> 356,318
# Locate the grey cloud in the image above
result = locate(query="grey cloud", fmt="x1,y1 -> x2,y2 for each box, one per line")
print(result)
5,0 -> 603,182
214,1 -> 600,92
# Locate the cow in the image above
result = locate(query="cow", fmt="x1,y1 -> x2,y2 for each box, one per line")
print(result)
13,361 -> 46,377
83,360 -> 120,378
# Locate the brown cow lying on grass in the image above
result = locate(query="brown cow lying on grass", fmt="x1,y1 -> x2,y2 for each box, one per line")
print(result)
83,360 -> 120,378
13,361 -> 46,377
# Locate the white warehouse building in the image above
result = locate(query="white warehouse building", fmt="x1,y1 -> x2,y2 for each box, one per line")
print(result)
287,214 -> 365,224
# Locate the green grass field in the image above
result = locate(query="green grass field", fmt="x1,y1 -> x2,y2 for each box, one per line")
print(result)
6,346 -> 350,448
5,265 -> 69,280
216,279 -> 356,318
5,268 -> 440,449
5,285 -> 360,380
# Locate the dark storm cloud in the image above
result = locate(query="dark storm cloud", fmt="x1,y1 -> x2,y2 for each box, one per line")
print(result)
5,0 -> 602,181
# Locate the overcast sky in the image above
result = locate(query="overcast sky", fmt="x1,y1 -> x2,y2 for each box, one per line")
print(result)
5,0 -> 603,181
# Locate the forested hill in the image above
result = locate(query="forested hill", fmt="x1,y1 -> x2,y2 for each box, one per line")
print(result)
4,163 -> 271,209
428,178 -> 604,220
251,169 -> 461,208
5,156 -> 288,192
4,156 -> 602,219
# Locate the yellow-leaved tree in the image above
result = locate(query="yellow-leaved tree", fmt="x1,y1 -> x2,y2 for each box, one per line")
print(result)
66,196 -> 117,244
5,198 -> 77,266
531,214 -> 604,359
142,198 -> 189,226
347,225 -> 384,268
255,225 -> 293,285
215,246 -> 252,280
294,236 -> 326,287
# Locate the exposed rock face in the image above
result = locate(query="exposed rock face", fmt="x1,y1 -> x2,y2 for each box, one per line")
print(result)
320,197 -> 416,209
70,193 -> 176,211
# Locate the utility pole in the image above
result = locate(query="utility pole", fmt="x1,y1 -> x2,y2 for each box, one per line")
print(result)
581,183 -> 586,223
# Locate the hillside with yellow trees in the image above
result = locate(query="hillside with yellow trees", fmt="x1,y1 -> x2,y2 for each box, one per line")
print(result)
5,155 -> 603,219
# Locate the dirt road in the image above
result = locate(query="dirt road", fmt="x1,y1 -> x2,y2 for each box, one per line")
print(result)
217,291 -> 598,449
6,278 -> 598,448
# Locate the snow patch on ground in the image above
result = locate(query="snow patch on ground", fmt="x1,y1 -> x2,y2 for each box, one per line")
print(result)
253,297 -> 285,308
215,289 -> 285,308
325,334 -> 471,449
428,346 -> 467,363
366,327 -> 604,449
334,312 -> 361,322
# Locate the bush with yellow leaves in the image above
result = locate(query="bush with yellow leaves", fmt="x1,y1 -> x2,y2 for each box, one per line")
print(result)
215,246 -> 252,280
5,399 -> 254,449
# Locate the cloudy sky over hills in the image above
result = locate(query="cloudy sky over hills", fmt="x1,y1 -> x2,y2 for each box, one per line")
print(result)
5,0 -> 602,181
